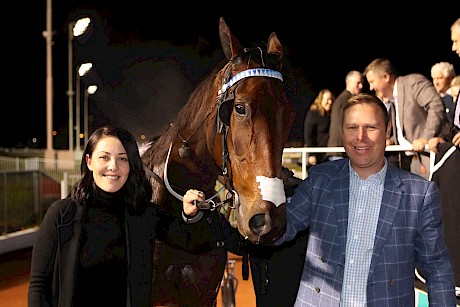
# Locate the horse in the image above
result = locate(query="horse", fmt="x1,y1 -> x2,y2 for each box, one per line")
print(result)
141,17 -> 295,306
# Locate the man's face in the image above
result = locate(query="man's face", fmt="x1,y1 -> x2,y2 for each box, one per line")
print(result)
343,103 -> 387,179
432,71 -> 452,94
366,71 -> 390,100
348,75 -> 364,95
452,25 -> 460,57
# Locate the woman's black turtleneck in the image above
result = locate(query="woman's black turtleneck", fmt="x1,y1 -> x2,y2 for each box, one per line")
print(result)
74,186 -> 127,307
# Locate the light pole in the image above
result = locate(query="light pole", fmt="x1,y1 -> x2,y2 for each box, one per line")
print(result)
44,0 -> 53,154
67,17 -> 91,153
75,63 -> 93,154
84,85 -> 98,145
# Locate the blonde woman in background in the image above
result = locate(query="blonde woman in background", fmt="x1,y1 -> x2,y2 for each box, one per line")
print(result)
303,89 -> 335,168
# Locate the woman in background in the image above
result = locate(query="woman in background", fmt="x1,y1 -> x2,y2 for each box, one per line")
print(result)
303,89 -> 334,168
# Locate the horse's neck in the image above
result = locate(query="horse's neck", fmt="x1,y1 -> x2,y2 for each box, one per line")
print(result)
148,139 -> 220,207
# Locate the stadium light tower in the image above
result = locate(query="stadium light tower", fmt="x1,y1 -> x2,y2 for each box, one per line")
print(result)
84,85 -> 98,145
67,17 -> 91,153
75,62 -> 93,154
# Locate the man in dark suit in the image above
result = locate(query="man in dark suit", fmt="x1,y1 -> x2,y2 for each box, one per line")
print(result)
430,61 -> 456,124
364,58 -> 446,180
326,70 -> 363,161
275,93 -> 456,306
427,17 -> 460,292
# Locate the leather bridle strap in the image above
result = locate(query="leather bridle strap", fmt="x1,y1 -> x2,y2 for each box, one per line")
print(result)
143,164 -> 166,188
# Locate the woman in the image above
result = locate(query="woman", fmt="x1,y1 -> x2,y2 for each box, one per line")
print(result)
28,126 -> 203,307
303,89 -> 334,167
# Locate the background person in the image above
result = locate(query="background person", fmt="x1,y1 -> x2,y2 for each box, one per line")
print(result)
303,89 -> 334,168
364,58 -> 446,180
450,75 -> 460,103
452,17 -> 460,57
427,16 -> 460,291
430,61 -> 456,123
326,70 -> 363,160
276,93 -> 456,306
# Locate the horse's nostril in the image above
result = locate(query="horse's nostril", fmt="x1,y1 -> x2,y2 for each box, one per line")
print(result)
249,214 -> 266,234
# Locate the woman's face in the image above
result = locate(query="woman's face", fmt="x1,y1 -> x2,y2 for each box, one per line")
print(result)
86,136 -> 130,193
321,92 -> 333,112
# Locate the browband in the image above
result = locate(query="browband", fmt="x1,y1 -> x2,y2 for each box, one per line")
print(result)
218,68 -> 283,95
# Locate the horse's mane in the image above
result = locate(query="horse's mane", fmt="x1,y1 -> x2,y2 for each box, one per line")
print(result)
141,40 -> 298,166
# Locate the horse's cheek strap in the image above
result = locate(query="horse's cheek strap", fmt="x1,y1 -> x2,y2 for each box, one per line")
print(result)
256,176 -> 286,207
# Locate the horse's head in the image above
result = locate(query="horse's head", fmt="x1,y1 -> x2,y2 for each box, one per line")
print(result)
210,18 -> 295,244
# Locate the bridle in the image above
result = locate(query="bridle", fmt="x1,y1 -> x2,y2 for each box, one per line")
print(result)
159,47 -> 284,210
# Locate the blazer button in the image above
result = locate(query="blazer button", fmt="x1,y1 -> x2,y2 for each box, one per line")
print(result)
389,279 -> 396,285
320,256 -> 325,262
315,287 -> 320,293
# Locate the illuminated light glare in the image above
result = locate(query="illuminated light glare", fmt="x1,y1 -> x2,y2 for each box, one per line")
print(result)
73,18 -> 91,37
87,85 -> 98,94
78,63 -> 93,77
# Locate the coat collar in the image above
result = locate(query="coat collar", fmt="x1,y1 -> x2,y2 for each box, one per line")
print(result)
333,160 -> 403,275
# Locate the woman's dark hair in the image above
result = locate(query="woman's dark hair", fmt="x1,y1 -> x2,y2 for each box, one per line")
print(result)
71,126 -> 152,215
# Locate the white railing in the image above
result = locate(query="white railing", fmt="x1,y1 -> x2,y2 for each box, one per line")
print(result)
283,145 -> 434,180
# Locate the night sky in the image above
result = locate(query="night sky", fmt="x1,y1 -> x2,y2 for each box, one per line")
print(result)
4,1 -> 459,149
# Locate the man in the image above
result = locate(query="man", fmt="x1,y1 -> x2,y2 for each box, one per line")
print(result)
275,93 -> 456,306
450,18 -> 460,137
452,17 -> 460,58
428,17 -> 460,156
431,61 -> 456,123
427,17 -> 460,290
326,70 -> 363,160
364,58 -> 446,180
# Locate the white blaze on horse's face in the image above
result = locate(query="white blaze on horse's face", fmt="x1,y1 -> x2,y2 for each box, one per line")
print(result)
256,176 -> 285,207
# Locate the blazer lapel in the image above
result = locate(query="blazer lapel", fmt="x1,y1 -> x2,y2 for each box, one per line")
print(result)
335,162 -> 351,265
368,166 -> 402,278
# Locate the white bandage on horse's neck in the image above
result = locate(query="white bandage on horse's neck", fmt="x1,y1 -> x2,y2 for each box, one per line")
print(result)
256,176 -> 286,207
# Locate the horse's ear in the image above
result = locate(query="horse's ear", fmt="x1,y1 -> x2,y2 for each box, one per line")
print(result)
267,32 -> 283,59
219,17 -> 244,60
267,32 -> 283,70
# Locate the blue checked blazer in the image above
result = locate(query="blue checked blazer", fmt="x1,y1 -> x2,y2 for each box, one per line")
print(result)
280,158 -> 456,306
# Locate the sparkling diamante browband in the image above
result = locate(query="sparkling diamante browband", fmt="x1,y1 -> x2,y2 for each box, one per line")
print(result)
218,68 -> 283,95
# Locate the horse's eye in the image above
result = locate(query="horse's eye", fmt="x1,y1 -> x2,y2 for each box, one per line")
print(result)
235,104 -> 246,116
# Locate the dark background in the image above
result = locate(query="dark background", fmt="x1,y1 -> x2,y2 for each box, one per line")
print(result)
5,1 -> 459,149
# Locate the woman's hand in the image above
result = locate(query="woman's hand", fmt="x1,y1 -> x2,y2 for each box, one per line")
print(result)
183,189 -> 205,216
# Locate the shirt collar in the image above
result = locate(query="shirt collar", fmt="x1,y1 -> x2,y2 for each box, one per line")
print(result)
392,80 -> 398,102
349,159 -> 387,184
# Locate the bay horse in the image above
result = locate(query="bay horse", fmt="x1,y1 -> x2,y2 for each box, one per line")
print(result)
141,17 -> 294,306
